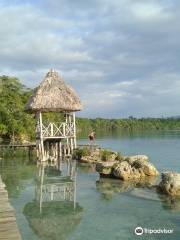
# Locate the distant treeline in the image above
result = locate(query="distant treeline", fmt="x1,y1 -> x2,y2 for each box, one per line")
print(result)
1,75 -> 180,142
77,117 -> 180,135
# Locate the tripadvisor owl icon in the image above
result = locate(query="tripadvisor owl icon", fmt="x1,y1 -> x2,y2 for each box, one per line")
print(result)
135,227 -> 144,236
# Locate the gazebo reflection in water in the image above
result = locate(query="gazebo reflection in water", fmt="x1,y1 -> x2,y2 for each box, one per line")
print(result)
23,160 -> 83,240
36,160 -> 77,213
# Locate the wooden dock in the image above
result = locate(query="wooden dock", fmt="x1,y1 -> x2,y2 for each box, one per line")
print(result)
0,176 -> 21,240
0,144 -> 97,149
0,144 -> 36,149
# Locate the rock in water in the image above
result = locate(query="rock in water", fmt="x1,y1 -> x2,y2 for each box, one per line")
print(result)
76,148 -> 120,164
125,155 -> 148,164
80,148 -> 101,163
132,160 -> 159,176
96,155 -> 159,181
96,161 -> 116,176
113,161 -> 133,180
158,172 -> 180,196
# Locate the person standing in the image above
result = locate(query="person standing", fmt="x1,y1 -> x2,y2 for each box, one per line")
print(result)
88,130 -> 96,148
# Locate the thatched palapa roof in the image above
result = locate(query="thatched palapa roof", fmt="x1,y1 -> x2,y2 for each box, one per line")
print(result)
25,69 -> 83,113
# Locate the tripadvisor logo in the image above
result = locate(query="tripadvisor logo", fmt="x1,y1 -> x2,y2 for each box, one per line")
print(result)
135,227 -> 144,236
134,226 -> 174,236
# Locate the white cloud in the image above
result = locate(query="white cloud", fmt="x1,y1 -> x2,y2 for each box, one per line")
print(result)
116,81 -> 138,87
0,0 -> 180,117
131,2 -> 171,21
109,92 -> 127,98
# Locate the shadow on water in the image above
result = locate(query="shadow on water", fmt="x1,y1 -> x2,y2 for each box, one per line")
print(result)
23,160 -> 83,240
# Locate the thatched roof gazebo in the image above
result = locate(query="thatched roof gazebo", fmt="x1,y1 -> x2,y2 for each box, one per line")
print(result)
25,70 -> 82,113
25,69 -> 83,162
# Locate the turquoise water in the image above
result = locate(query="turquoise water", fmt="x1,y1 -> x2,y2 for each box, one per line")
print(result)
1,131 -> 180,240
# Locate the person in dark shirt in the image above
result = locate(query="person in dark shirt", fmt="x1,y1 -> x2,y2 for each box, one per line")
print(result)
88,130 -> 96,146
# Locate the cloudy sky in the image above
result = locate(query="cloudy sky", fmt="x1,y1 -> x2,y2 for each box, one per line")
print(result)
0,0 -> 180,118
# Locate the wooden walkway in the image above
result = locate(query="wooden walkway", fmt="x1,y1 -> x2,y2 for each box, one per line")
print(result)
0,144 -> 36,149
0,176 -> 21,240
0,144 -> 98,148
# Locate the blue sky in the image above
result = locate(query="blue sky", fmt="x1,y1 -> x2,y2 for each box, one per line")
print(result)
0,0 -> 180,118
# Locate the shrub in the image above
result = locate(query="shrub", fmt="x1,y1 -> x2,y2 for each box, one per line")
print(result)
100,150 -> 124,162
73,147 -> 91,160
100,149 -> 113,161
115,152 -> 124,161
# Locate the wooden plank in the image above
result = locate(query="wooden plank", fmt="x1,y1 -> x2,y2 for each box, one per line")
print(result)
0,211 -> 16,218
0,144 -> 36,148
0,176 -> 21,240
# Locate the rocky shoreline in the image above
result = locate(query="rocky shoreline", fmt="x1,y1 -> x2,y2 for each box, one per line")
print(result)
96,156 -> 159,179
74,147 -> 180,198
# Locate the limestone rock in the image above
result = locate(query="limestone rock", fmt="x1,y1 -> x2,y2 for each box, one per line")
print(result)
77,148 -> 120,163
96,153 -> 159,181
113,161 -> 132,180
100,149 -> 119,162
132,160 -> 159,176
80,148 -> 101,163
96,161 -> 116,176
158,172 -> 180,196
125,155 -> 148,164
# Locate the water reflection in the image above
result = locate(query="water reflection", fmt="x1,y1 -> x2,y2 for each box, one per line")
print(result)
96,177 -> 180,212
157,193 -> 180,212
96,177 -> 157,201
77,162 -> 96,173
23,160 -> 83,240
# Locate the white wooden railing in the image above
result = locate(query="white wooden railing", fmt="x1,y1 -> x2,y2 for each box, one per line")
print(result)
36,182 -> 75,202
36,122 -> 75,138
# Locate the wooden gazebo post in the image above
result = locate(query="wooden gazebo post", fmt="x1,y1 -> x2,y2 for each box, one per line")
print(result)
73,112 -> 77,148
35,111 -> 45,161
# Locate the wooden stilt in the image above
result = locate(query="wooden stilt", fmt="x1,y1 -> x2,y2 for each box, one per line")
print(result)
70,138 -> 73,153
39,165 -> 44,213
59,140 -> 62,158
39,112 -> 45,162
67,138 -> 70,155
74,170 -> 77,210
73,112 -> 77,149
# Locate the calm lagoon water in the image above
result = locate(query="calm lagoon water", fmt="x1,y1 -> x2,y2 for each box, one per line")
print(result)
1,131 -> 180,240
